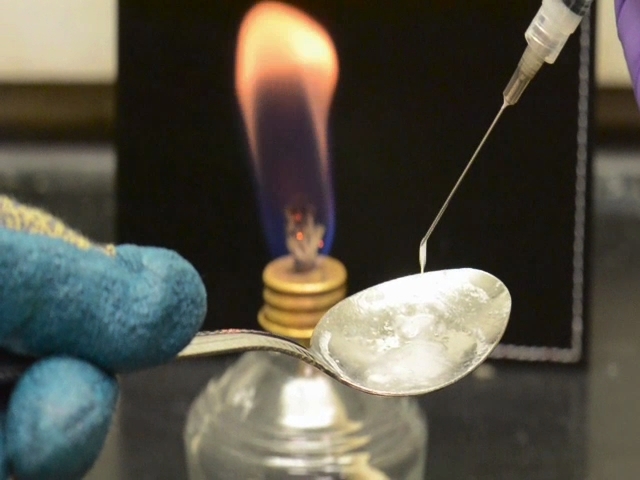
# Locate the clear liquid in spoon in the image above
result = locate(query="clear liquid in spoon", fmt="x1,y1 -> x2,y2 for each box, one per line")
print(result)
311,268 -> 511,396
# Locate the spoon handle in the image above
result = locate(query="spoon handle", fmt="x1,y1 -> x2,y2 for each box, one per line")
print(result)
177,329 -> 332,376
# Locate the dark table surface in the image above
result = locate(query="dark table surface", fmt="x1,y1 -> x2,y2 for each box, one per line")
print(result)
2,145 -> 639,479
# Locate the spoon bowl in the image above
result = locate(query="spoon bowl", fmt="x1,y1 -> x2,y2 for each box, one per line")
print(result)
179,268 -> 511,396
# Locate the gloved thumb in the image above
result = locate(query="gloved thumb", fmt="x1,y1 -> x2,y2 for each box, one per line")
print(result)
5,357 -> 117,480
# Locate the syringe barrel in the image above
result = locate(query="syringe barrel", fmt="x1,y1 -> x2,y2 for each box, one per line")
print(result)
525,0 -> 593,64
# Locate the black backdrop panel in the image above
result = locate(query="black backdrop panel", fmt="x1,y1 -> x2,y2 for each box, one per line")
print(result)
117,1 -> 594,362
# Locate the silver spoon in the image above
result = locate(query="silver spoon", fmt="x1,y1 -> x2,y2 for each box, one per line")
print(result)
178,267 -> 511,397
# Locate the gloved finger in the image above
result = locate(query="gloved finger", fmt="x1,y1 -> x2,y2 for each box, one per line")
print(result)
0,198 -> 207,374
615,0 -> 640,105
5,356 -> 117,480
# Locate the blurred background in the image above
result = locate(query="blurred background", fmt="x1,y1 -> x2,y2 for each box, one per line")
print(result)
0,0 -> 115,242
1,1 -> 640,478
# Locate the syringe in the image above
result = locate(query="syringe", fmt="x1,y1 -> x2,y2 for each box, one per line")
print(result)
504,0 -> 594,106
419,0 -> 594,273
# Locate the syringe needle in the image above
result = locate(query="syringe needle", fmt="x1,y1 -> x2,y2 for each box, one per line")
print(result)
419,101 -> 509,273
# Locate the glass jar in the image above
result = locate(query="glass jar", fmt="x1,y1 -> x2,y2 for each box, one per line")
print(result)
184,351 -> 427,479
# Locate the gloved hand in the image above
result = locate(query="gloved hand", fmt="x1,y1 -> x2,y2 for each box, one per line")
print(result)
0,196 -> 206,479
616,0 -> 640,106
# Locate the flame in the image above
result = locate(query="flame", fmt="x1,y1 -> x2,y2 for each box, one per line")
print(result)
235,1 -> 339,259
235,1 -> 338,179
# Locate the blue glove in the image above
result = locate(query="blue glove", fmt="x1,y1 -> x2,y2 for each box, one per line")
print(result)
0,196 -> 207,479
616,0 -> 640,106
